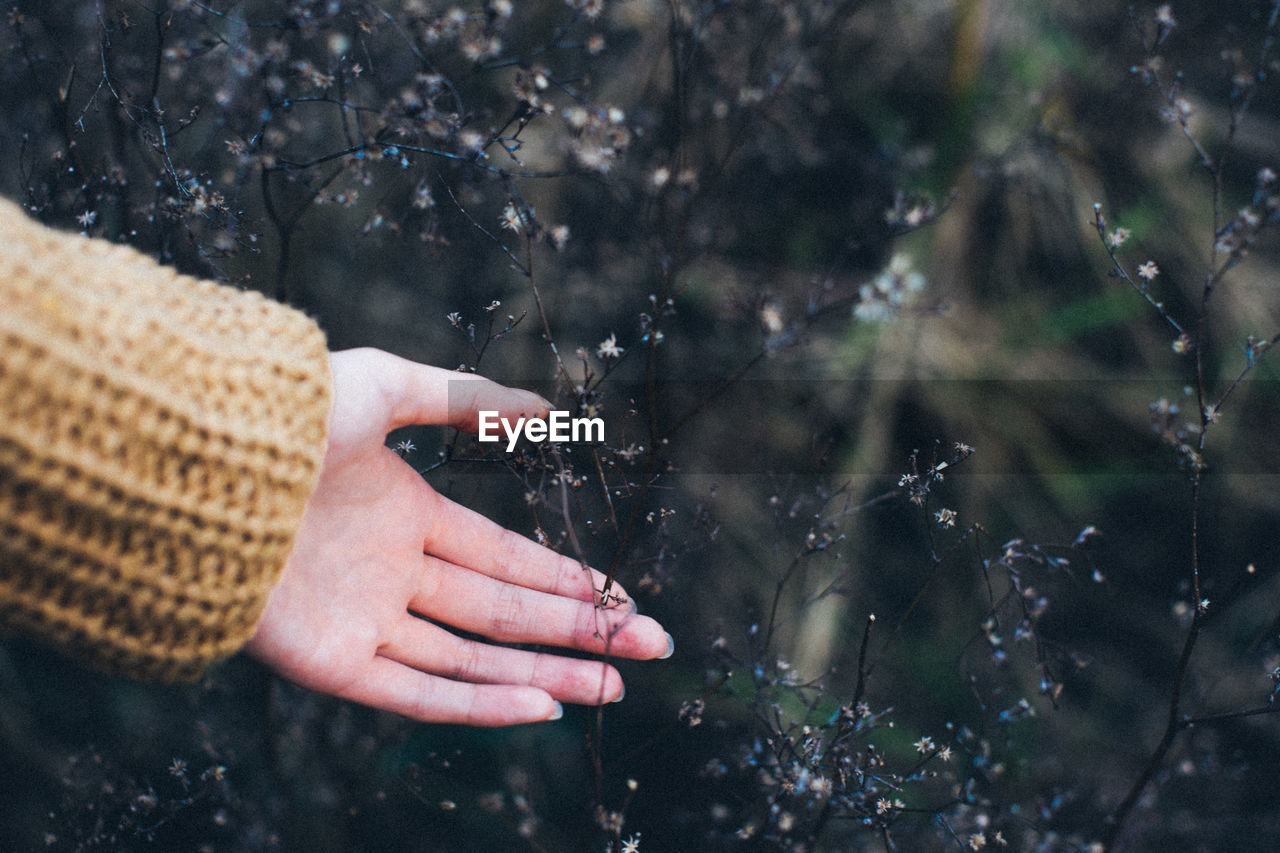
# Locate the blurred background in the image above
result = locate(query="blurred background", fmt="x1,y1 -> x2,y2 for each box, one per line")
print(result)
2,0 -> 1280,849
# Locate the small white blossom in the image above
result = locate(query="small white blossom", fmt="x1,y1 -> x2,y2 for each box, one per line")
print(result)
856,254 -> 926,322
549,224 -> 570,251
1137,261 -> 1159,281
500,203 -> 523,232
934,508 -> 958,529
76,210 -> 97,228
597,333 -> 624,359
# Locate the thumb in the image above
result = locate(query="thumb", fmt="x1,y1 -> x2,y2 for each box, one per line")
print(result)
336,348 -> 552,433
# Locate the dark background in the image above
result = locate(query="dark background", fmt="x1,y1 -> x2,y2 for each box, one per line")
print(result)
2,1 -> 1280,849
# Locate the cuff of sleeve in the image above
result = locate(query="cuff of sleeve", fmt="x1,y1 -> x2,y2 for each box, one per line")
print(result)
0,198 -> 332,681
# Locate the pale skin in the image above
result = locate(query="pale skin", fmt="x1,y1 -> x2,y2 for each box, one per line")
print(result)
245,348 -> 672,727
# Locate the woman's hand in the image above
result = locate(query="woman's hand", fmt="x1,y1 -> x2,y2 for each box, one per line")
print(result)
245,348 -> 672,726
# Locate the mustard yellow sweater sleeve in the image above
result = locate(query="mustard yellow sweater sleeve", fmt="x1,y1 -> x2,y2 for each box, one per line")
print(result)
0,198 -> 331,681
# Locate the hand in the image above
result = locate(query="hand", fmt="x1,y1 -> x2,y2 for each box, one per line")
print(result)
245,348 -> 672,726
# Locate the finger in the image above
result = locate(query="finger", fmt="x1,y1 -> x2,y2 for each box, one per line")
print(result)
420,486 -> 619,604
414,557 -> 671,660
340,656 -> 564,726
386,615 -> 625,705
366,349 -> 551,433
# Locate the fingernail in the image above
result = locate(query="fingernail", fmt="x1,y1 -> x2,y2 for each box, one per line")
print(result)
611,684 -> 626,703
546,701 -> 564,721
659,632 -> 675,660
628,597 -> 639,614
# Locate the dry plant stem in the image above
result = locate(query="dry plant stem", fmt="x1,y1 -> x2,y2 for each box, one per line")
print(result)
261,164 -> 342,303
519,222 -> 575,392
591,449 -> 621,533
758,483 -> 858,657
517,216 -> 646,605
588,702 -> 605,811
806,615 -> 879,844
515,217 -> 619,819
851,614 -> 876,712
1184,704 -> 1280,727
874,557 -> 947,678
1092,207 -> 1184,336
599,281 -> 669,599
1101,612 -> 1202,849
269,126 -> 572,178
551,450 -> 584,554
1220,333 -> 1280,395
1101,10 -> 1280,838
1099,219 -> 1210,853
969,525 -> 998,612
760,550 -> 806,657
444,182 -> 530,277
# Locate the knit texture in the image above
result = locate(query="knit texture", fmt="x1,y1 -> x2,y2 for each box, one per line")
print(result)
0,198 -> 331,681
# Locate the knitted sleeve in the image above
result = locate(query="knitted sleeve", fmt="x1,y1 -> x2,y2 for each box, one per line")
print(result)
0,198 -> 332,681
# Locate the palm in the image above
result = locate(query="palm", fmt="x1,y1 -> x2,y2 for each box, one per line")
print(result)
245,349 -> 671,726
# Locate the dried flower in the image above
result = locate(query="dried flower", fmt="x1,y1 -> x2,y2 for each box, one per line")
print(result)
549,224 -> 570,251
597,333 -> 624,359
500,204 -> 523,232
856,254 -> 926,322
